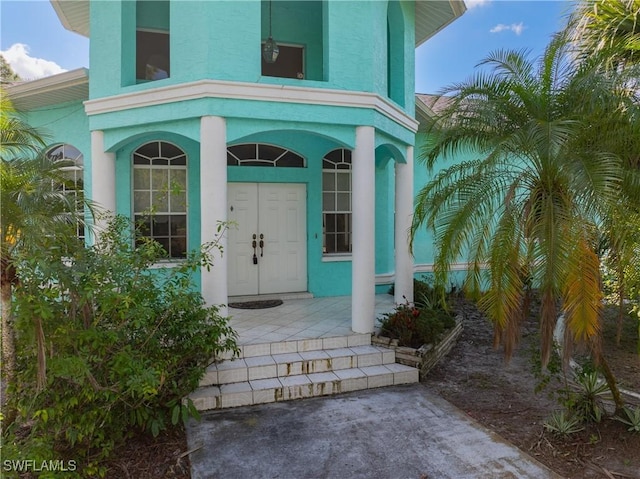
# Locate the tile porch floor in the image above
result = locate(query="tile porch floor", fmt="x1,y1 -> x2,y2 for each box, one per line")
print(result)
228,294 -> 396,345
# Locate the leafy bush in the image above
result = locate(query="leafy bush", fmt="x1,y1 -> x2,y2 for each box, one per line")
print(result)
567,370 -> 611,423
3,216 -> 238,477
380,279 -> 455,348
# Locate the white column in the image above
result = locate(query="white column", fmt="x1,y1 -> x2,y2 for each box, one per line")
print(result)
351,126 -> 376,333
90,130 -> 116,243
394,146 -> 414,304
200,116 -> 228,313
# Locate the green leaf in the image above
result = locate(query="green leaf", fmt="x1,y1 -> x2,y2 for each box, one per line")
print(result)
171,404 -> 180,425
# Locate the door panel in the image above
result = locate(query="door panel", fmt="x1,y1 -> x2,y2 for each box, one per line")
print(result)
227,183 -> 306,296
228,184 -> 259,296
258,184 -> 307,294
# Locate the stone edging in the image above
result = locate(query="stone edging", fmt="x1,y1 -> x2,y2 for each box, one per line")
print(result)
372,315 -> 464,380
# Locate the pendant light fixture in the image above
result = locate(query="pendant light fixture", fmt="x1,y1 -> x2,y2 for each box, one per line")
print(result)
262,0 -> 279,63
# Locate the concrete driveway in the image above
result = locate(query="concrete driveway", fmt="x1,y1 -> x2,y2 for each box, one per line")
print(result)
186,384 -> 562,479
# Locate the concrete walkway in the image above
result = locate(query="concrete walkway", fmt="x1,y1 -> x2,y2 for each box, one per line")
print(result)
186,384 -> 562,479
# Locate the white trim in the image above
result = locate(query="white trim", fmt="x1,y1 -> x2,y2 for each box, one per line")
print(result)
413,262 -> 483,273
321,254 -> 352,262
375,262 -> 481,284
83,79 -> 419,132
375,272 -> 395,285
148,261 -> 184,269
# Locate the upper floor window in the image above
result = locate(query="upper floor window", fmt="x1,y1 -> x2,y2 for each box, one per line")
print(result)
133,141 -> 187,259
45,144 -> 85,241
227,144 -> 305,167
322,149 -> 351,255
262,44 -> 305,80
136,0 -> 170,82
260,0 -> 325,81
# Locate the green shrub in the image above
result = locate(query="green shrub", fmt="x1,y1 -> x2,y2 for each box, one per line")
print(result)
615,406 -> 640,433
544,410 -> 584,437
4,216 -> 238,477
381,279 -> 455,348
567,370 -> 611,423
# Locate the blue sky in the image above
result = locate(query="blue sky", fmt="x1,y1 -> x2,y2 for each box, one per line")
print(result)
416,0 -> 573,92
1,0 -> 572,92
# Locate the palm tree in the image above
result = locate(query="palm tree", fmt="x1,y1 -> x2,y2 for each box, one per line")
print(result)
569,0 -> 640,68
570,0 -> 640,349
411,34 -> 640,412
1,92 -> 93,409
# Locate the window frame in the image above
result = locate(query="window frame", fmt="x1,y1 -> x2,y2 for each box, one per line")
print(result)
322,149 -> 352,257
132,141 -> 188,260
45,143 -> 85,242
227,143 -> 306,167
261,43 -> 306,80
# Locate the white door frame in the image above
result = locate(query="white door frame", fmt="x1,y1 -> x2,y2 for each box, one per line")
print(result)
227,182 -> 307,296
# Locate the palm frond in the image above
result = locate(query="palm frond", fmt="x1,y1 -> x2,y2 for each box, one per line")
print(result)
563,239 -> 603,345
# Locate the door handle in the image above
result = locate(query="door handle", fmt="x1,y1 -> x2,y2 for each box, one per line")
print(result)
259,234 -> 264,257
252,234 -> 258,265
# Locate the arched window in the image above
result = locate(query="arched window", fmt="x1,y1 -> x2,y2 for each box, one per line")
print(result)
45,143 -> 85,240
322,149 -> 351,254
133,141 -> 187,258
227,143 -> 305,167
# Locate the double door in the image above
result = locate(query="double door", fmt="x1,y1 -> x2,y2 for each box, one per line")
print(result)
227,183 -> 307,296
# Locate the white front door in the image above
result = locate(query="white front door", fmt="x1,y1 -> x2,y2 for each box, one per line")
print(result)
228,183 -> 307,296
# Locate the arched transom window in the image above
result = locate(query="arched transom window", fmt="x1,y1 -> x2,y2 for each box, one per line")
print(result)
227,143 -> 305,167
322,149 -> 352,254
45,143 -> 85,240
133,141 -> 187,259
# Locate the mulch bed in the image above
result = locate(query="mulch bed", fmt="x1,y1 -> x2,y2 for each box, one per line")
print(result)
424,298 -> 640,479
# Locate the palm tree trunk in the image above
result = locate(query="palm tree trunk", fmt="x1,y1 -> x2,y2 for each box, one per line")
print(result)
1,280 -> 17,424
616,260 -> 624,345
596,349 -> 625,415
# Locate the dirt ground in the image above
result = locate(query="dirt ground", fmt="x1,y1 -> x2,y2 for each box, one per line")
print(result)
106,299 -> 640,479
423,298 -> 640,479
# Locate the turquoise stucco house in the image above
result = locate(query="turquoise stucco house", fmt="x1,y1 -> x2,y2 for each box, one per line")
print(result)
7,0 -> 466,335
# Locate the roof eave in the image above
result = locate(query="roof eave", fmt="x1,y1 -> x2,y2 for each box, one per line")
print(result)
6,68 -> 89,110
415,0 -> 467,47
50,0 -> 90,37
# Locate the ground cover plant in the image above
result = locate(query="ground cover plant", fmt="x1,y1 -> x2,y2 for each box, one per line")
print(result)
1,216 -> 238,478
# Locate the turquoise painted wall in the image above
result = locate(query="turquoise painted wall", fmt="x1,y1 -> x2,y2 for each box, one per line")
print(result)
261,1 -> 324,81
113,131 -> 203,290
137,0 -> 169,30
412,131 -> 477,288
22,97 -> 419,298
24,101 -> 92,199
88,0 -> 416,117
22,0 -> 430,299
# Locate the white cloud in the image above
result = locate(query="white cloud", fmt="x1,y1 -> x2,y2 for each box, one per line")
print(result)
1,43 -> 66,80
490,22 -> 526,35
466,0 -> 492,9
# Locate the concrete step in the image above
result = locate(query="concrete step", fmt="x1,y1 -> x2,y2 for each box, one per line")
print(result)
200,345 -> 397,387
217,333 -> 371,360
189,363 -> 419,411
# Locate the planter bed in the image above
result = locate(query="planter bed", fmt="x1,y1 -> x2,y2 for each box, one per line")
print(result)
372,315 -> 463,380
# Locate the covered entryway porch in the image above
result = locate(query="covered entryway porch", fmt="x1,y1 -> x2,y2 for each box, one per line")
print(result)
200,119 -> 416,334
228,294 -> 395,347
